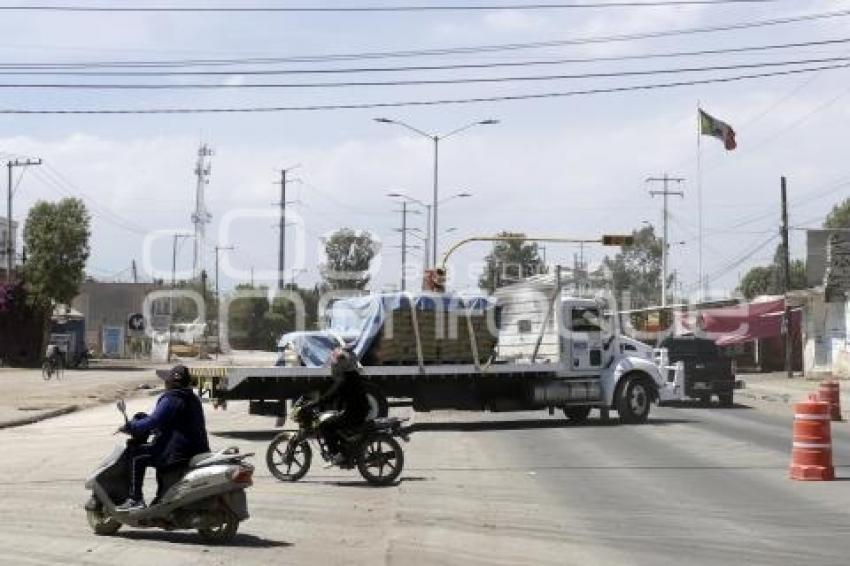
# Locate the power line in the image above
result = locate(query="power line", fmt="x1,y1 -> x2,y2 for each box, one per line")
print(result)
1,7 -> 846,69
1,61 -> 848,114
7,36 -> 850,76
29,165 -> 152,235
2,55 -> 848,89
689,233 -> 779,290
0,1 -> 785,13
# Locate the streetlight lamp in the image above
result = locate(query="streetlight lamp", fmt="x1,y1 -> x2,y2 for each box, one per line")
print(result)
376,117 -> 498,266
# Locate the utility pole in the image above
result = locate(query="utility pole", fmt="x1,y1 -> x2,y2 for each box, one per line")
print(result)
170,233 -> 191,316
393,202 -> 421,291
5,157 -> 42,281
279,168 -> 286,291
401,201 -> 408,291
647,174 -> 685,308
781,176 -> 793,378
131,259 -> 138,283
276,166 -> 300,291
191,144 -> 213,280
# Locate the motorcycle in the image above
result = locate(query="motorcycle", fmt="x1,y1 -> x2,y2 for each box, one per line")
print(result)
84,399 -> 254,544
266,397 -> 409,486
71,347 -> 91,369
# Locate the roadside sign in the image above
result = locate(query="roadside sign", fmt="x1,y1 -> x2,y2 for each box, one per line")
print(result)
128,313 -> 145,332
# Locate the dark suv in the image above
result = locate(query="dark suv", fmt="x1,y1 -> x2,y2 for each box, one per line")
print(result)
661,336 -> 736,407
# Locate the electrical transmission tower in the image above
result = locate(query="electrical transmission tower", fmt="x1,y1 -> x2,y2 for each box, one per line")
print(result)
191,144 -> 213,279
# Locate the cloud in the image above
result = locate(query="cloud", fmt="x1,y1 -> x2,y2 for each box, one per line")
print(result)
482,10 -> 547,33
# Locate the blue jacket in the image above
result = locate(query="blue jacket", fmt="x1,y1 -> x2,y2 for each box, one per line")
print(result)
130,388 -> 210,467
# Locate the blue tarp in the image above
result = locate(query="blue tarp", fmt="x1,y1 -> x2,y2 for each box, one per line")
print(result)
276,292 -> 496,368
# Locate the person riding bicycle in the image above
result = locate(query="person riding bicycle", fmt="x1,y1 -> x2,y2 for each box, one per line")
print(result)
308,348 -> 371,464
44,344 -> 62,368
116,365 -> 210,511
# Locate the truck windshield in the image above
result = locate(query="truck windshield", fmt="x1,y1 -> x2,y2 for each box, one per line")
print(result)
571,308 -> 602,332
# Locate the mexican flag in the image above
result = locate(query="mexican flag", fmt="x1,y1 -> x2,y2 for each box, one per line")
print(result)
699,109 -> 736,151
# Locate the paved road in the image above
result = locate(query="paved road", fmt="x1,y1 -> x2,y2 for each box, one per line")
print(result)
0,398 -> 848,565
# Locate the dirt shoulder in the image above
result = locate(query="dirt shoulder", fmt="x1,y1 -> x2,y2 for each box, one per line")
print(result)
0,362 -> 164,428
737,372 -> 849,418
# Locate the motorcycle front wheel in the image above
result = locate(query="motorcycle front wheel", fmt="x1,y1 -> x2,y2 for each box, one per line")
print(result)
356,433 -> 404,487
266,433 -> 312,482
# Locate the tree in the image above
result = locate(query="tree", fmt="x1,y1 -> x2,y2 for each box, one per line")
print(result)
601,225 -> 669,309
227,284 -> 273,350
478,232 -> 548,291
737,245 -> 806,300
225,283 -> 321,351
23,198 -> 91,306
320,228 -> 380,291
824,198 -> 850,230
738,265 -> 774,300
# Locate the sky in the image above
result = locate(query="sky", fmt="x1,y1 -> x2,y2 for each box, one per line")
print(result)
2,0 -> 849,301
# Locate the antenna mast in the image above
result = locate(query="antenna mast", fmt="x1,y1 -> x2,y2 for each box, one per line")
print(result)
191,143 -> 213,279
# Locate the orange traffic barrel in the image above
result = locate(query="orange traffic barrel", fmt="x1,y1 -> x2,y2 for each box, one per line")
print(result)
790,399 -> 835,481
818,380 -> 843,422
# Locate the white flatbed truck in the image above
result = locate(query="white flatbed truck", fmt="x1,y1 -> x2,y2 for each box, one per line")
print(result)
193,276 -> 687,425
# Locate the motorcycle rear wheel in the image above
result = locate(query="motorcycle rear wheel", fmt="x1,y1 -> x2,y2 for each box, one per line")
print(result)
356,433 -> 404,487
198,510 -> 239,544
266,433 -> 312,482
86,509 -> 121,536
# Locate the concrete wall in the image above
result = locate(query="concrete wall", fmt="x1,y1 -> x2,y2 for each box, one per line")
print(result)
71,281 -> 163,356
801,291 -> 850,378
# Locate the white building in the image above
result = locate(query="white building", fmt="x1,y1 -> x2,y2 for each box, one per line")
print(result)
795,230 -> 850,377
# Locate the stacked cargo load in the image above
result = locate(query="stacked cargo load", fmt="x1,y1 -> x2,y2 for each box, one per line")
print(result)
277,293 -> 498,367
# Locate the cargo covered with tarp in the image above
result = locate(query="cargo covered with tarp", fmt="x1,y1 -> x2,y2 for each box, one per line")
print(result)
277,293 -> 498,368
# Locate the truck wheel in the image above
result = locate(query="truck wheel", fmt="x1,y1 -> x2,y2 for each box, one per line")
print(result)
718,393 -> 733,407
363,385 -> 389,419
562,406 -> 591,423
617,375 -> 651,424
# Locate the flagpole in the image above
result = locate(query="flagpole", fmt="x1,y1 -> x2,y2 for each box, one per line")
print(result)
697,100 -> 704,302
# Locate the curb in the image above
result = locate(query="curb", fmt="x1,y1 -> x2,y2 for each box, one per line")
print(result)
0,405 -> 80,430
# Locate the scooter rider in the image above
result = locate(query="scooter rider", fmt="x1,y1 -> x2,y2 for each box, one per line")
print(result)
309,348 -> 371,463
116,365 -> 210,511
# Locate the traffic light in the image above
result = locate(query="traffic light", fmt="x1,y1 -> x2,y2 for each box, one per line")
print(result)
602,235 -> 634,246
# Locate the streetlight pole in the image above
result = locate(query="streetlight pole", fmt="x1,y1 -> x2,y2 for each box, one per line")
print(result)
375,117 -> 498,265
214,245 -> 235,305
432,136 -> 439,267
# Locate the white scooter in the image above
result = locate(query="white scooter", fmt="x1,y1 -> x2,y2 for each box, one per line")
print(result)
84,399 -> 254,544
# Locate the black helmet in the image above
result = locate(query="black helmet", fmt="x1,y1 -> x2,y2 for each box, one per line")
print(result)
156,365 -> 192,389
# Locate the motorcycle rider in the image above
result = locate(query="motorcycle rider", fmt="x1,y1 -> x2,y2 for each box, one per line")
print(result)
116,365 -> 210,511
309,348 -> 371,464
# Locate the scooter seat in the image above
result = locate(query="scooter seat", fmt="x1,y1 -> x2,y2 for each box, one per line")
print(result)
189,447 -> 253,468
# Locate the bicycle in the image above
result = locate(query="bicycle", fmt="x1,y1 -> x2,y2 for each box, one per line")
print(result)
42,356 -> 63,381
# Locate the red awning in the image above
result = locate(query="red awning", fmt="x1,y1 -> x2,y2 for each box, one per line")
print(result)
676,298 -> 801,346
